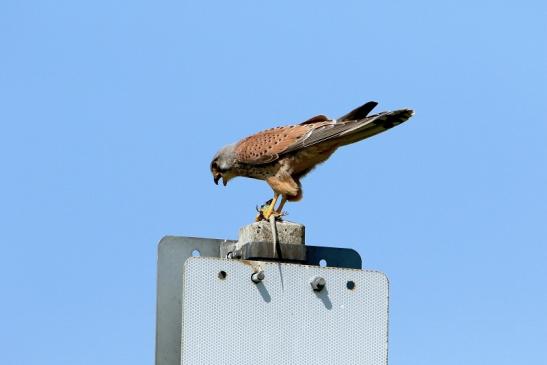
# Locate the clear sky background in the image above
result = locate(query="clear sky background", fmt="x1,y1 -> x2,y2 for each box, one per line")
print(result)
1,1 -> 546,364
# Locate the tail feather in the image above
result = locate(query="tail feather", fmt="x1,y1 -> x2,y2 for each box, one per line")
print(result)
282,106 -> 414,155
336,108 -> 414,146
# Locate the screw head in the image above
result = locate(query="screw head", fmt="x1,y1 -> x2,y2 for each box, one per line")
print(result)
310,276 -> 326,291
251,270 -> 265,283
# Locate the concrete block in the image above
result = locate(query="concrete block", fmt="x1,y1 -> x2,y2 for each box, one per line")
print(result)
236,220 -> 305,250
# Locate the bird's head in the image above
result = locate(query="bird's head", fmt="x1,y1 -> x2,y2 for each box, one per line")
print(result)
210,144 -> 237,186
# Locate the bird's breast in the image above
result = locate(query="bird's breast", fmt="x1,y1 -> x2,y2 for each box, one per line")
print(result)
237,163 -> 279,181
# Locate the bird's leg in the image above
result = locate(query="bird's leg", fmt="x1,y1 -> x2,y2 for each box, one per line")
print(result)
263,193 -> 279,219
255,193 -> 279,221
275,196 -> 287,215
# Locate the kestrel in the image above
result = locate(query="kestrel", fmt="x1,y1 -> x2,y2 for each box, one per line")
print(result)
210,101 -> 414,221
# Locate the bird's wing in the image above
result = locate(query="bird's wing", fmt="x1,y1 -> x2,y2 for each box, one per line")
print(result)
283,108 -> 414,153
234,104 -> 413,165
234,123 -> 328,165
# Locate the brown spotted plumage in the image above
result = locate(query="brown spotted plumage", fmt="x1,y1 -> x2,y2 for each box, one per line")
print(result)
210,101 -> 414,220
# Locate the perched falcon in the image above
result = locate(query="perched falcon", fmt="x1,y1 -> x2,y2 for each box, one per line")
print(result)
210,101 -> 414,220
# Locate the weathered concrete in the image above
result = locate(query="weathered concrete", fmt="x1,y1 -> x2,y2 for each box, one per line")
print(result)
236,220 -> 305,250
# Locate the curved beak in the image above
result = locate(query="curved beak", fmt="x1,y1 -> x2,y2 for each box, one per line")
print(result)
213,174 -> 221,185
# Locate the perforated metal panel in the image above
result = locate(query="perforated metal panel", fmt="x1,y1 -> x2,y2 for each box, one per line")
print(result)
156,236 -> 233,365
155,236 -> 364,365
182,257 -> 389,365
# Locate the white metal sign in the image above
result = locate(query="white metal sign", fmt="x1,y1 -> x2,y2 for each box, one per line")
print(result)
181,257 -> 388,365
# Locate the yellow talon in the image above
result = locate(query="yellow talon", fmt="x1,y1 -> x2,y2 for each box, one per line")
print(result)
255,194 -> 282,221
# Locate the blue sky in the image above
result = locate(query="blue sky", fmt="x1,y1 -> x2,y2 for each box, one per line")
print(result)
1,0 -> 546,364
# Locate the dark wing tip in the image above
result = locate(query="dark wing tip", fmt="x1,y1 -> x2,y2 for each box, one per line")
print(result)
338,101 -> 379,121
